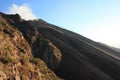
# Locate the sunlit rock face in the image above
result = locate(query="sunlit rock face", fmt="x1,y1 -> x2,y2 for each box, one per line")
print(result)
0,12 -> 61,80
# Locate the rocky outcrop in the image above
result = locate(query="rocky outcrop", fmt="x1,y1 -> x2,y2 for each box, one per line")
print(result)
11,20 -> 62,71
0,12 -> 61,80
0,12 -> 22,24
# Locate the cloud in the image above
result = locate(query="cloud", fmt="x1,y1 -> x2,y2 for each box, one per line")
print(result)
8,4 -> 37,20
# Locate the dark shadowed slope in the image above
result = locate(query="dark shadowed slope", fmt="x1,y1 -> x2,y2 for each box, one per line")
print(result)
36,27 -> 120,80
1,13 -> 120,80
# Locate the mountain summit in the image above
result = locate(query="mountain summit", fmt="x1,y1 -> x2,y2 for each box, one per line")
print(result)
0,12 -> 120,80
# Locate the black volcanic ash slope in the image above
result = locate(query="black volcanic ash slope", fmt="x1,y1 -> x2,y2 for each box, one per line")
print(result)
2,13 -> 120,80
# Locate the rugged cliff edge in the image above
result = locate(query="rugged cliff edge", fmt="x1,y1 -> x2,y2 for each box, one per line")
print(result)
0,12 -> 61,80
0,12 -> 120,80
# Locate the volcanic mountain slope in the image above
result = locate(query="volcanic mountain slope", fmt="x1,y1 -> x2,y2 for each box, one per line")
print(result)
0,12 -> 61,80
1,12 -> 120,80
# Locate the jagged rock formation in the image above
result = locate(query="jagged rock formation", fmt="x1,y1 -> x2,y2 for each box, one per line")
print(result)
0,12 -> 61,80
0,12 -> 120,80
9,19 -> 62,72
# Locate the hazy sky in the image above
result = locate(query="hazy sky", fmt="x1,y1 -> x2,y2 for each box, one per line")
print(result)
1,0 -> 120,48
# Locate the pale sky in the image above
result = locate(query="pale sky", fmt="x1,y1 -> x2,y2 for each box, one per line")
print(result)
1,0 -> 120,48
